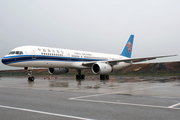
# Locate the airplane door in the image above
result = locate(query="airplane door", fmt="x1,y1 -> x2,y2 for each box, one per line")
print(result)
31,48 -> 37,59
66,51 -> 71,61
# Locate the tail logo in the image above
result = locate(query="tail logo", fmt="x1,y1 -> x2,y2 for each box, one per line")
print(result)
127,42 -> 132,53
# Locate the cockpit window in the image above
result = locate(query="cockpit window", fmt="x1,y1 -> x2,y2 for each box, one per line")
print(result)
16,51 -> 19,54
9,51 -> 23,55
9,51 -> 15,54
20,51 -> 23,54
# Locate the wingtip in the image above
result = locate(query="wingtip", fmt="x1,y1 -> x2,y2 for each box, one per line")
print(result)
171,54 -> 178,56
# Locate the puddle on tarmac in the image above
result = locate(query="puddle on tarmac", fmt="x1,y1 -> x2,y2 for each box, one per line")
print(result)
0,75 -> 180,95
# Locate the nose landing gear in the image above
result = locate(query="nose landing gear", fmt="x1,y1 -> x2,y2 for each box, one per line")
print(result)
25,67 -> 35,82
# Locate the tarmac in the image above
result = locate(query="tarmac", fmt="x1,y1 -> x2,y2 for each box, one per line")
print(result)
0,75 -> 180,120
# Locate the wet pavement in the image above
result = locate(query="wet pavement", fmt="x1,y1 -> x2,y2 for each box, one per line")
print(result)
0,75 -> 180,120
0,76 -> 180,95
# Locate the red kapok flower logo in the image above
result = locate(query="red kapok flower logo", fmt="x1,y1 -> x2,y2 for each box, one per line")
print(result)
127,42 -> 132,53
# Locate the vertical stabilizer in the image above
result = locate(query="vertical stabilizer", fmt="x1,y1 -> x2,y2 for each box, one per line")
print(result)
120,35 -> 134,58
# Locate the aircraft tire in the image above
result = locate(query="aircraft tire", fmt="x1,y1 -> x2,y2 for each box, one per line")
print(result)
106,75 -> 109,80
28,76 -> 35,82
81,75 -> 85,80
31,76 -> 35,81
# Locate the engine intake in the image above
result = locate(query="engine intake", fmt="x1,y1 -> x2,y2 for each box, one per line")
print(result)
92,63 -> 112,74
48,68 -> 69,75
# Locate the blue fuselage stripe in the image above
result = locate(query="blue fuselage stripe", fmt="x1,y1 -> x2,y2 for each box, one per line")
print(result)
2,55 -> 106,65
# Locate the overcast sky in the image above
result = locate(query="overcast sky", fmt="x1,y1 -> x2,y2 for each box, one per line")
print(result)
0,0 -> 179,70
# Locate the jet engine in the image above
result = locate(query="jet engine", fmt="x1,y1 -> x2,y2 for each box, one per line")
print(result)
92,63 -> 112,74
48,68 -> 69,75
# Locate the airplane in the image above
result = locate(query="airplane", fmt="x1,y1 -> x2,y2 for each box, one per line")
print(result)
1,35 -> 177,83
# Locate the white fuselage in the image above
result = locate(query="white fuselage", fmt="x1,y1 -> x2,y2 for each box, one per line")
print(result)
2,46 -> 131,71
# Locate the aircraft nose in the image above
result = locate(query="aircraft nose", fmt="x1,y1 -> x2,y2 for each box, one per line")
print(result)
1,57 -> 6,65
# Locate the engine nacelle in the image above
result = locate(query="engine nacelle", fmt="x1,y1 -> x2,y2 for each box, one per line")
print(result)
92,63 -> 112,74
48,68 -> 69,75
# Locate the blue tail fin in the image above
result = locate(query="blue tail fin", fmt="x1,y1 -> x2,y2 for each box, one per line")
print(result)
120,34 -> 134,58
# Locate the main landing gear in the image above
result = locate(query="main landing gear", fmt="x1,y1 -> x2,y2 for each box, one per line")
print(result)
75,70 -> 109,85
25,67 -> 35,82
100,74 -> 109,84
76,70 -> 85,85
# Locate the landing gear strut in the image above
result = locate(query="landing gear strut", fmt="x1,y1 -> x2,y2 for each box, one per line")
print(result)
26,67 -> 35,82
76,70 -> 85,85
100,74 -> 109,84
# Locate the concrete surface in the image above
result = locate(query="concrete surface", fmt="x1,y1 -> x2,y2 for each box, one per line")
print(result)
0,76 -> 180,120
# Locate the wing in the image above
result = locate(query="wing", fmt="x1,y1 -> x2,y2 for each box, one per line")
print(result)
82,55 -> 177,67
